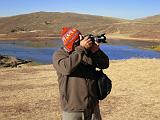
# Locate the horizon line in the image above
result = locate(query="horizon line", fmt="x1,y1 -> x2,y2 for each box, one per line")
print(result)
0,11 -> 160,20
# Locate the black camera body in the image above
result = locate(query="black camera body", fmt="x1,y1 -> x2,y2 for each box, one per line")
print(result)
88,33 -> 107,43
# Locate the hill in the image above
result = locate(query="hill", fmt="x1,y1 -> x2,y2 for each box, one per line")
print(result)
0,12 -> 160,41
128,14 -> 160,40
134,14 -> 160,23
107,14 -> 160,41
0,12 -> 124,34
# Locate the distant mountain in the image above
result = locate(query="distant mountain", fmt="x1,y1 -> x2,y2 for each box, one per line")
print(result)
134,14 -> 160,23
128,15 -> 160,39
105,14 -> 160,40
0,12 -> 160,41
0,12 -> 125,34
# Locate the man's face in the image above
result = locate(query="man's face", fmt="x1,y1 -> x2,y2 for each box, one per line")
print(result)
62,28 -> 81,52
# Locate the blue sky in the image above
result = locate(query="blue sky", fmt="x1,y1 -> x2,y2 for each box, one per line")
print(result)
0,0 -> 160,19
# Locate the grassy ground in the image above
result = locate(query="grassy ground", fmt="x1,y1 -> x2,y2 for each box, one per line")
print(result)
107,34 -> 160,42
0,59 -> 160,120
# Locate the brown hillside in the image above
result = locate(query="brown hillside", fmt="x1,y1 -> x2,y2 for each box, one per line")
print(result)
107,14 -> 160,40
0,12 -> 125,34
128,15 -> 160,39
0,12 -> 160,41
134,14 -> 160,23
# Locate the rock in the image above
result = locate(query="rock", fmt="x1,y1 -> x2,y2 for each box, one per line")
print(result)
0,54 -> 32,68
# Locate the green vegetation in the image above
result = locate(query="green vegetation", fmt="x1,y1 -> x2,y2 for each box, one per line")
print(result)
27,61 -> 43,66
150,45 -> 160,51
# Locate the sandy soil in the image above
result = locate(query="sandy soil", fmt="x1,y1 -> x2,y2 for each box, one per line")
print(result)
107,34 -> 160,42
0,33 -> 160,42
0,59 -> 160,120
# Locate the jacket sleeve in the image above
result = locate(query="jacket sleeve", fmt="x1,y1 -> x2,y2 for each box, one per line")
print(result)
53,46 -> 88,75
91,49 -> 109,69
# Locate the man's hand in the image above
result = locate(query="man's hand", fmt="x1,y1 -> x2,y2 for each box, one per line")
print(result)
80,36 -> 93,49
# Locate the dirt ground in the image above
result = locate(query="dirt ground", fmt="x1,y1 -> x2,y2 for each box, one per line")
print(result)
0,59 -> 160,120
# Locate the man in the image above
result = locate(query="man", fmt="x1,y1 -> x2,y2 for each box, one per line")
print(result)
53,27 -> 109,120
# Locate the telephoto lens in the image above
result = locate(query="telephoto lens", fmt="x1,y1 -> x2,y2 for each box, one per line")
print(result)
88,34 -> 107,43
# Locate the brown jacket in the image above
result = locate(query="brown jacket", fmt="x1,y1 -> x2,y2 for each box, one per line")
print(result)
53,46 -> 109,112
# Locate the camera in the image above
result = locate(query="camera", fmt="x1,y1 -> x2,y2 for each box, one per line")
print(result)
88,33 -> 107,43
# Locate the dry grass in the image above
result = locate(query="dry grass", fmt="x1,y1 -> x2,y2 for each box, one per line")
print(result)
151,45 -> 160,51
107,34 -> 160,42
0,59 -> 160,120
0,12 -> 160,41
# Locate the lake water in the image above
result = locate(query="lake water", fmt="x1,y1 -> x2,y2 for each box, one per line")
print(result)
0,40 -> 160,64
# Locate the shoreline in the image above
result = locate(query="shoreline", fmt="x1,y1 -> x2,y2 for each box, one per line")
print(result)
107,36 -> 160,43
0,37 -> 61,41
0,34 -> 160,42
0,37 -> 160,43
0,36 -> 159,51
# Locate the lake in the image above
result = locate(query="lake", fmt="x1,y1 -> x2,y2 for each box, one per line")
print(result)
0,40 -> 160,64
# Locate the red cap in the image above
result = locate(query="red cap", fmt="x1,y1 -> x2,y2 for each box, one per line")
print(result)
61,27 -> 81,52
